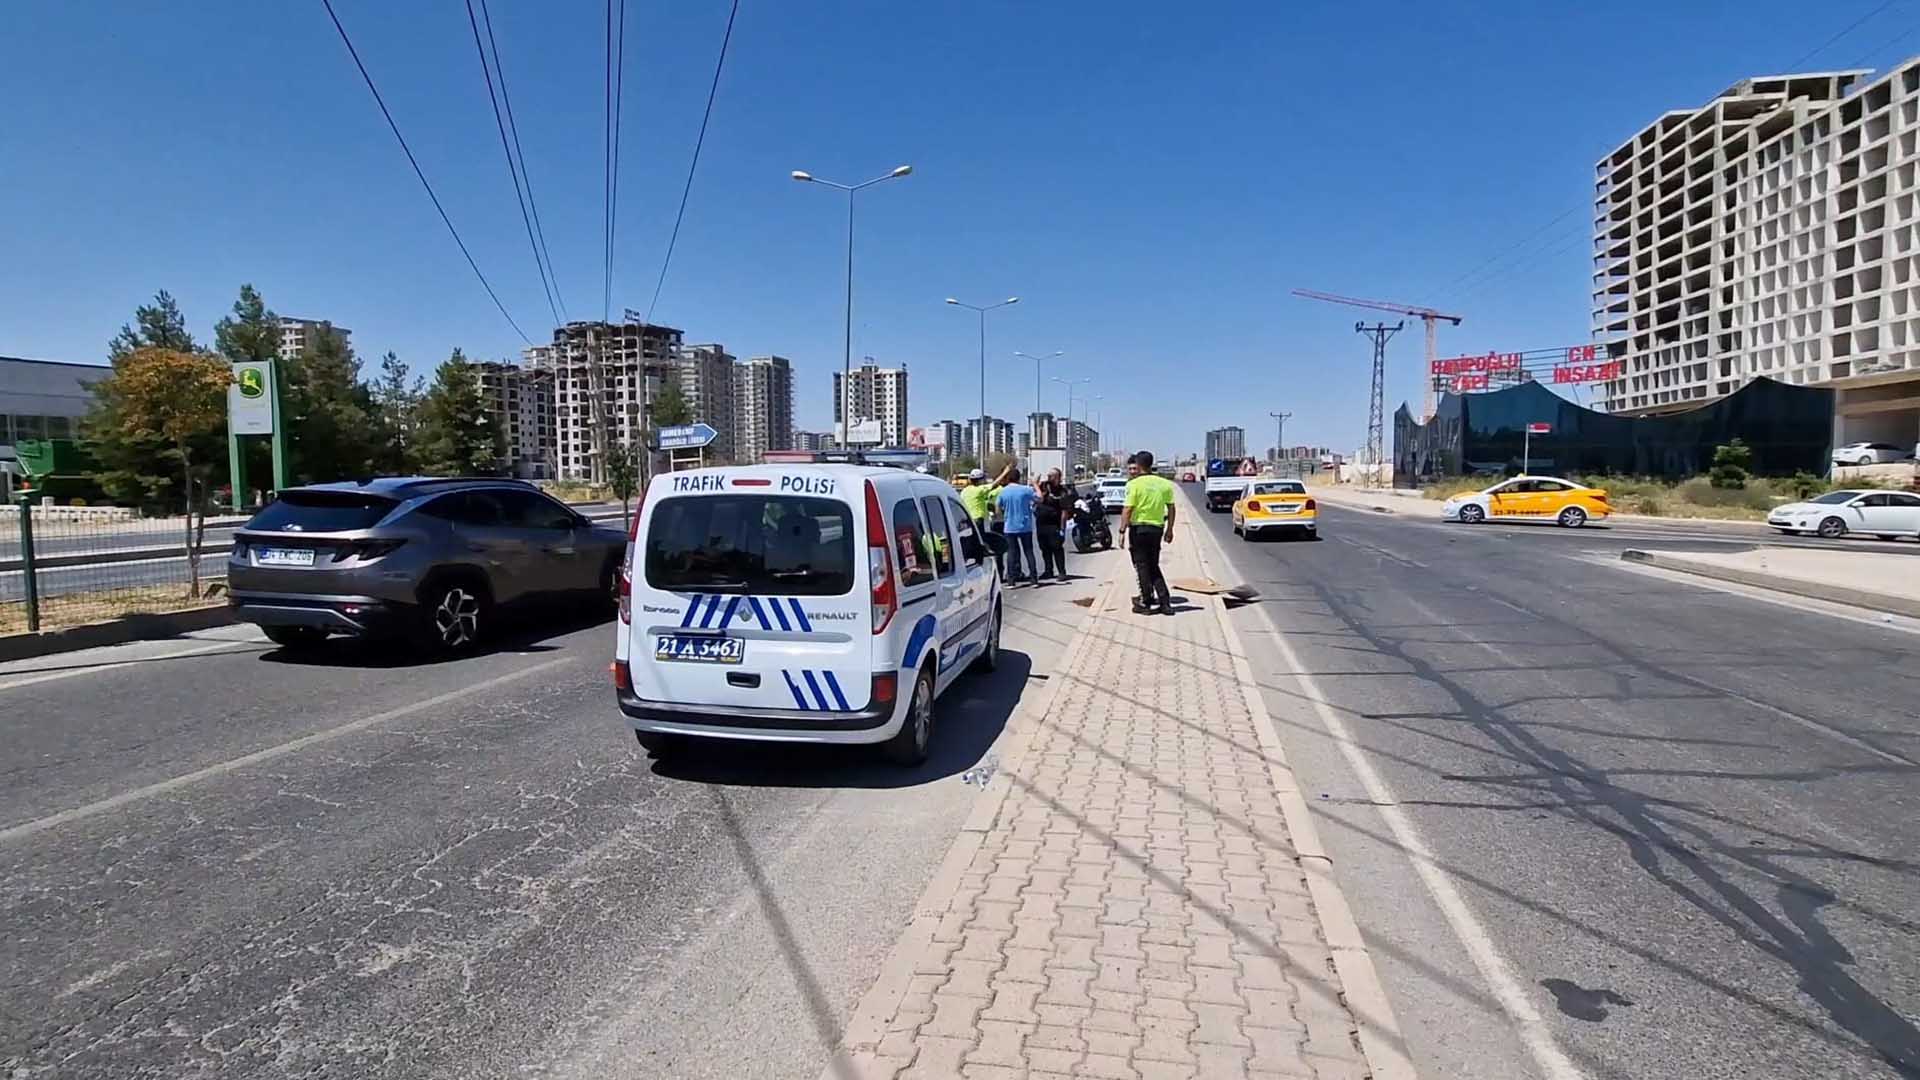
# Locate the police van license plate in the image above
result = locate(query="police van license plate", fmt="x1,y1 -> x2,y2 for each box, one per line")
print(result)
654,634 -> 745,664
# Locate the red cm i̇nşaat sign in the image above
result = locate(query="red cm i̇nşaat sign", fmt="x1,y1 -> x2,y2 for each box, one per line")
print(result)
1552,345 -> 1623,384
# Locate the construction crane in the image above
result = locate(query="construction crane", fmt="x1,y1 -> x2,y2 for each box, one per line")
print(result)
1292,289 -> 1463,423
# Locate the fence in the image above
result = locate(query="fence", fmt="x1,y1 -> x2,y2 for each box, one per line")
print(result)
3,503 -> 244,635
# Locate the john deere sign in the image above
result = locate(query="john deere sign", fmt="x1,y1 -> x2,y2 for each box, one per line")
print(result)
228,361 -> 275,434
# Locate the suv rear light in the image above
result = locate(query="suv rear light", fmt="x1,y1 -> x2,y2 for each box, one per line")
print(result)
332,538 -> 407,562
864,480 -> 897,634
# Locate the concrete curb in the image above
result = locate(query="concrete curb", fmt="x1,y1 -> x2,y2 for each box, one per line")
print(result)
819,570 -> 1121,1080
1182,487 -> 1418,1080
1621,549 -> 1920,619
0,605 -> 236,663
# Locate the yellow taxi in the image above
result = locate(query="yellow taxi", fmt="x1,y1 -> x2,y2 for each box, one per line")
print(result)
1441,475 -> 1611,527
1231,479 -> 1318,540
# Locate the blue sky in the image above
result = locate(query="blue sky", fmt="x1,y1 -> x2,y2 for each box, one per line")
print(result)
4,1 -> 1917,459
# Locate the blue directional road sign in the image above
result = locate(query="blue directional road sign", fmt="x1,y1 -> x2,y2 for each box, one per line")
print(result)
658,422 -> 717,450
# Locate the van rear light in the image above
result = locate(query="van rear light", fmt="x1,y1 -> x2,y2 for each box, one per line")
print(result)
611,660 -> 632,691
617,563 -> 633,624
865,480 -> 897,634
871,672 -> 897,706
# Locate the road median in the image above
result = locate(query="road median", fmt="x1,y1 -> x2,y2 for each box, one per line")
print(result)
1621,547 -> 1920,618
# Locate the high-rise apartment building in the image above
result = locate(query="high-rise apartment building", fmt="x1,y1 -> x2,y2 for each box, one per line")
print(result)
1595,61 -> 1920,445
472,361 -> 555,478
929,420 -> 969,461
278,317 -> 350,361
968,416 -> 1016,459
1026,411 -> 1100,470
733,355 -> 795,463
527,320 -> 681,482
1205,426 -> 1247,461
673,343 -> 737,462
832,361 -> 909,446
793,430 -> 827,452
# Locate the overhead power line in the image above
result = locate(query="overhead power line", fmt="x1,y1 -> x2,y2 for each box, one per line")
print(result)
479,0 -> 566,322
603,0 -> 628,322
465,0 -> 562,328
644,0 -> 742,325
1787,0 -> 1897,70
1443,205 -> 1582,294
320,0 -> 532,346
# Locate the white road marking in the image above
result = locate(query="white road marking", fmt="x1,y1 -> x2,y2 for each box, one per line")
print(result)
1205,511 -> 1587,1080
1253,600 -> 1588,1080
0,636 -> 265,693
0,656 -> 575,845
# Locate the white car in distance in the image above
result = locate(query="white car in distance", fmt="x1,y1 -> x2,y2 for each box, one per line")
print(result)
1831,441 -> 1915,466
1767,489 -> 1920,539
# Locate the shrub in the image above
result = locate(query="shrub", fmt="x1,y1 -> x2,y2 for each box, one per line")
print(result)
1707,463 -> 1749,489
1785,471 -> 1830,499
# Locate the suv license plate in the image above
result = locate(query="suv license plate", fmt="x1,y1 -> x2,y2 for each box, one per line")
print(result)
256,548 -> 315,567
654,634 -> 745,664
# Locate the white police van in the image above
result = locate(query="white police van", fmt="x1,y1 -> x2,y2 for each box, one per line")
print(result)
613,464 -> 1006,765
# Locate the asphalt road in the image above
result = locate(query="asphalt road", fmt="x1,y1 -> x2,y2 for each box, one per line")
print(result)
0,552 -> 1111,1078
1192,494 -> 1920,1080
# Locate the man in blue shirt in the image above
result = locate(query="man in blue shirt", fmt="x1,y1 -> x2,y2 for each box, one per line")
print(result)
996,469 -> 1040,586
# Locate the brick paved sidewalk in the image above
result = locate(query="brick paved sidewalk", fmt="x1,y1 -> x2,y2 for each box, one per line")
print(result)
834,533 -> 1382,1080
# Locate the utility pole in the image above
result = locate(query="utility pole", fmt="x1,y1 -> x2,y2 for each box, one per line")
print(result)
1355,322 -> 1403,485
1268,410 -> 1291,473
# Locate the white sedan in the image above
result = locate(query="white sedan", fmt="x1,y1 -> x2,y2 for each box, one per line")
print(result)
1767,489 -> 1920,539
1831,441 -> 1915,466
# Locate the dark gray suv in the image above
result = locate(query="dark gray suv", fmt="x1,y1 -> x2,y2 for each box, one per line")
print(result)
228,477 -> 627,653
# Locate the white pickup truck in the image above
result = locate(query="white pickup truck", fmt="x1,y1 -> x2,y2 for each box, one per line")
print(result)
1204,475 -> 1248,512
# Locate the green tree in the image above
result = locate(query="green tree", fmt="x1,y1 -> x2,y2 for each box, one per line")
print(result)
102,348 -> 232,596
652,383 -> 694,428
108,290 -> 196,361
213,284 -> 280,364
368,350 -> 422,474
948,453 -> 980,477
605,440 -> 641,527
285,323 -> 375,482
1709,438 -> 1752,489
414,349 -> 503,476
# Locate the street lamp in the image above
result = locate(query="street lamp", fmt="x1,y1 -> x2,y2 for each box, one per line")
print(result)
792,165 -> 912,443
946,296 -> 1019,467
1014,350 -> 1065,433
1050,375 -> 1092,468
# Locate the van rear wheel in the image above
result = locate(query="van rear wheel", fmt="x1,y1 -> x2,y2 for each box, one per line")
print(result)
882,669 -> 936,767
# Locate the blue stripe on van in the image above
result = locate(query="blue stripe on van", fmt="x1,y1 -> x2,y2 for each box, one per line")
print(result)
718,596 -> 741,629
680,596 -> 703,627
801,670 -> 831,711
788,599 -> 813,633
767,598 -> 792,631
821,671 -> 851,711
900,613 -> 937,670
698,596 -> 721,629
746,597 -> 771,630
781,670 -> 810,709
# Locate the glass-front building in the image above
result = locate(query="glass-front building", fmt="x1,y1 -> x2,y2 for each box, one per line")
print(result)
1395,377 -> 1833,481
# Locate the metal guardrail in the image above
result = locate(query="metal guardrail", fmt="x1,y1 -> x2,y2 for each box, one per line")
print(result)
3,503 -> 627,635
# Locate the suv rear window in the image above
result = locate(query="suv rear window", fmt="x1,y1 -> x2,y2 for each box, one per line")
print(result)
644,495 -> 855,596
247,491 -> 398,532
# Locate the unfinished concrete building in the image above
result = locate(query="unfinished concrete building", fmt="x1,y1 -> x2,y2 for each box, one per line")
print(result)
526,320 -> 682,483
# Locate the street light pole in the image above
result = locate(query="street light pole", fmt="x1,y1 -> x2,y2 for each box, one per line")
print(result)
792,165 -> 912,443
947,296 -> 1019,467
1015,350 -> 1064,444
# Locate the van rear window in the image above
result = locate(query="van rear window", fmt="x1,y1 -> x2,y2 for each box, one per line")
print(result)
246,491 -> 398,532
644,495 -> 855,596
